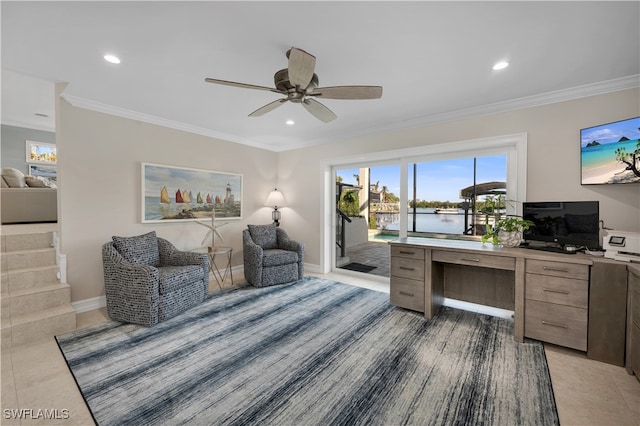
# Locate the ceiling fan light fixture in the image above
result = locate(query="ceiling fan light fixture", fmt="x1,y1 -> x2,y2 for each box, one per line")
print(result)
492,61 -> 509,71
104,54 -> 121,64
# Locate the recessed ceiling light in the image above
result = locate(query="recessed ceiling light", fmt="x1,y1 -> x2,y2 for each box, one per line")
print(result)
493,61 -> 509,71
104,54 -> 121,64
286,120 -> 295,126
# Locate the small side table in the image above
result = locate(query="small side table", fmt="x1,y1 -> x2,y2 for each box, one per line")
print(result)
194,246 -> 233,289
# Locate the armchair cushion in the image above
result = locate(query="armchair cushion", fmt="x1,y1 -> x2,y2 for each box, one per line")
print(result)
262,249 -> 299,267
158,265 -> 206,294
112,231 -> 160,267
247,224 -> 278,249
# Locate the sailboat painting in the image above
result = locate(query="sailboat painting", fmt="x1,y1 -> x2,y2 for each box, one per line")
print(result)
160,187 -> 171,204
142,162 -> 242,223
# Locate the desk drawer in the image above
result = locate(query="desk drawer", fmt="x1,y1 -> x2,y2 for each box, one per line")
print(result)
526,259 -> 589,280
390,276 -> 424,312
630,322 -> 640,375
525,299 -> 587,351
525,273 -> 588,309
391,246 -> 425,260
391,257 -> 425,279
432,250 -> 515,271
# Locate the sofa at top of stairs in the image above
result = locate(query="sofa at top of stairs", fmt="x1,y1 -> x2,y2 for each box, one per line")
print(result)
1,167 -> 57,224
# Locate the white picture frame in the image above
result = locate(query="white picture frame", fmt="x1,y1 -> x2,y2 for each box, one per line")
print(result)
26,140 -> 56,164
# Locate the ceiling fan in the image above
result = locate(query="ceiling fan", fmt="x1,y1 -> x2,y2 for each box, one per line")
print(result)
205,47 -> 383,123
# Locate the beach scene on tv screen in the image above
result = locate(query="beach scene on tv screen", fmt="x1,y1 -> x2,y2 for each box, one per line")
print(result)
581,117 -> 640,184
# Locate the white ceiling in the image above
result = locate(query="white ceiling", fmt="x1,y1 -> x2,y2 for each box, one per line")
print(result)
2,1 -> 639,151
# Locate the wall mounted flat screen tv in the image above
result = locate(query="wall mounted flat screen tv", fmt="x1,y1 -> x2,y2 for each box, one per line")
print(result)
522,201 -> 600,250
581,116 -> 640,185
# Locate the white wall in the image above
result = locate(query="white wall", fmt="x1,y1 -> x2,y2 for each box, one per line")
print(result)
278,89 -> 640,270
57,100 -> 278,302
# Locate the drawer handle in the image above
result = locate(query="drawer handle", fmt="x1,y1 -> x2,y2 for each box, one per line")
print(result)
541,320 -> 568,329
461,258 -> 481,263
399,291 -> 414,297
542,288 -> 570,295
543,266 -> 569,273
399,251 -> 415,255
399,266 -> 415,271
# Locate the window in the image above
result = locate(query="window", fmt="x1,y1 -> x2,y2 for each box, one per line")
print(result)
407,154 -> 507,236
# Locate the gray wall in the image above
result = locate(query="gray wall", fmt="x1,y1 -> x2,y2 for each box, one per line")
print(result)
1,124 -> 56,174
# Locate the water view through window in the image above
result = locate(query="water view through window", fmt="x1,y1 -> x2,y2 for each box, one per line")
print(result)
337,154 -> 507,236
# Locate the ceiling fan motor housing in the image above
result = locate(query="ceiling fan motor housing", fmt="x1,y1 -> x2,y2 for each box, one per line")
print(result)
274,69 -> 319,102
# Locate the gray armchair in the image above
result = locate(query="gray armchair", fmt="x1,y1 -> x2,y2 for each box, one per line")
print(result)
243,224 -> 304,287
102,231 -> 209,326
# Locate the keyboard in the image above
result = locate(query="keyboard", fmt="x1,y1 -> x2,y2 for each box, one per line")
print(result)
525,245 -> 576,254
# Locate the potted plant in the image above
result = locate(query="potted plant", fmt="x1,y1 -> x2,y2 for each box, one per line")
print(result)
482,216 -> 534,247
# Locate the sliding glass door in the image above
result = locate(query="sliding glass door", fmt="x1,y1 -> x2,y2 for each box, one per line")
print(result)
334,164 -> 400,277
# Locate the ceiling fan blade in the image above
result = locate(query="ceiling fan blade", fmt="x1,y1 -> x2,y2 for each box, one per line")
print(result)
249,98 -> 287,117
302,98 -> 337,123
288,47 -> 316,89
310,86 -> 383,100
205,78 -> 283,94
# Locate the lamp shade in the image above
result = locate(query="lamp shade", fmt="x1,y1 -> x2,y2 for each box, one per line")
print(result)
264,188 -> 286,207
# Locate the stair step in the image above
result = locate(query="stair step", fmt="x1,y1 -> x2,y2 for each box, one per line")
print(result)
8,305 -> 76,347
1,247 -> 56,272
4,283 -> 71,317
1,232 -> 54,252
1,265 -> 59,293
0,227 -> 74,349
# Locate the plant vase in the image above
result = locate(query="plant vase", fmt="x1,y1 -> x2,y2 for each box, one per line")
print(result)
498,230 -> 522,247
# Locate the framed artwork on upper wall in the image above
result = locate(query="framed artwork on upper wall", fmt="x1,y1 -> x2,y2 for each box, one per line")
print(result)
580,116 -> 640,185
26,141 -> 57,164
141,162 -> 243,223
28,164 -> 57,182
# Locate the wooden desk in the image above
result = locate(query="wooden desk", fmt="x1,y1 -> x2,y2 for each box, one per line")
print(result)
390,238 -> 594,347
627,263 -> 640,379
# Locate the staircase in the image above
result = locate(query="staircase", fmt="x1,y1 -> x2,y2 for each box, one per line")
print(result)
1,228 -> 76,348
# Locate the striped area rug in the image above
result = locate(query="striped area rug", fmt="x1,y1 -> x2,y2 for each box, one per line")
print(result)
56,277 -> 558,426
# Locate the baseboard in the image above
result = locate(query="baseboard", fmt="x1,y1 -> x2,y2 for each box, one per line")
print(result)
72,295 -> 106,313
233,263 -> 322,276
304,263 -> 322,274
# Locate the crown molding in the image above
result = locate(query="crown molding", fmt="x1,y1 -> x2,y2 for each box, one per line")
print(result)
61,75 -> 639,152
60,94 -> 274,151
298,74 -> 640,150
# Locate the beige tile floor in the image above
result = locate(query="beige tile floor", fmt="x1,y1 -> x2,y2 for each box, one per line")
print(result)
2,271 -> 639,425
